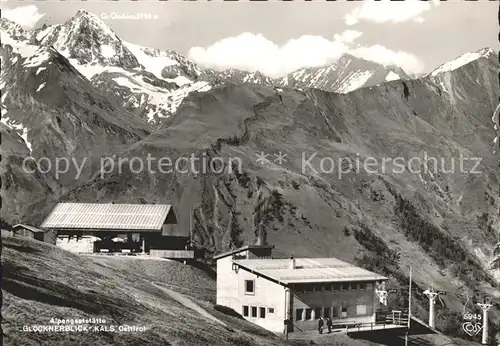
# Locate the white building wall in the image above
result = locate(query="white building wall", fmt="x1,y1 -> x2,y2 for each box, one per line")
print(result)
216,255 -> 287,333
236,268 -> 286,333
56,236 -> 96,253
216,256 -> 240,307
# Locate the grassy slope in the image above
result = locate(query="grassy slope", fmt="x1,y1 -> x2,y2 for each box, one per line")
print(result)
2,235 -> 283,346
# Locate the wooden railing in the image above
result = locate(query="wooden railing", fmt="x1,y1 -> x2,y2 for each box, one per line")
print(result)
149,250 -> 195,259
344,320 -> 408,333
342,311 -> 409,333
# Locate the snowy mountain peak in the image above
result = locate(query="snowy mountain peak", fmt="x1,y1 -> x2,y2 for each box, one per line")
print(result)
71,9 -> 118,39
36,10 -> 141,70
430,47 -> 495,76
277,53 -> 409,93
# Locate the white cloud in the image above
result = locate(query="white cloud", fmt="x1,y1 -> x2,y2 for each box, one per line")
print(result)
188,30 -> 425,77
3,5 -> 45,29
333,30 -> 363,43
350,45 -> 425,74
344,0 -> 440,26
189,33 -> 351,78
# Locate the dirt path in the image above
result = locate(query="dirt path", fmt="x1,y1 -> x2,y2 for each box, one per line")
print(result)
152,283 -> 227,327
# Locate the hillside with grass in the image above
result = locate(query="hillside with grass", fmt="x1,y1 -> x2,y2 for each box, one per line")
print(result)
2,235 -> 285,346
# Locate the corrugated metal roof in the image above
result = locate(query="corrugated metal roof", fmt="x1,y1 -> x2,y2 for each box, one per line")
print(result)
12,224 -> 46,233
233,257 -> 388,284
40,203 -> 173,231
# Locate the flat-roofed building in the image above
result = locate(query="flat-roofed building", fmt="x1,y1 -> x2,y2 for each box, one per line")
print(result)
215,245 -> 388,334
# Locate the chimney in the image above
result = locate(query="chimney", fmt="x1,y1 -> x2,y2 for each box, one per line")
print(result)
255,229 -> 267,246
255,231 -> 262,246
289,255 -> 295,269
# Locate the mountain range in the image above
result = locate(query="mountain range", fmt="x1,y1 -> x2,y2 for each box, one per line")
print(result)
1,9 -> 499,343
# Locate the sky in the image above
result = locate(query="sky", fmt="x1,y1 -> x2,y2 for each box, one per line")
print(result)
1,1 -> 498,77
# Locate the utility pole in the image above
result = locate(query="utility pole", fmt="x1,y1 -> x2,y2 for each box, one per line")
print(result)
408,267 -> 412,328
189,209 -> 193,248
405,267 -> 412,346
477,299 -> 493,345
423,287 -> 438,328
284,288 -> 291,345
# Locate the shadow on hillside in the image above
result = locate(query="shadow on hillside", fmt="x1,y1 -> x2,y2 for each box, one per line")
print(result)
3,260 -> 131,320
3,241 -> 43,254
213,304 -> 244,319
190,261 -> 217,280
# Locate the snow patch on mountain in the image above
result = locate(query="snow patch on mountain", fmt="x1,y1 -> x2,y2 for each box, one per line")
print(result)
124,41 -> 177,80
67,58 -> 125,79
112,74 -> 172,122
336,70 -> 374,93
35,26 -> 52,41
100,44 -> 115,59
1,116 -> 32,153
106,70 -> 211,123
168,81 -> 212,113
430,48 -> 494,76
1,30 -> 38,58
36,83 -> 46,92
36,67 -> 46,75
170,76 -> 192,87
385,71 -> 400,81
23,49 -> 51,67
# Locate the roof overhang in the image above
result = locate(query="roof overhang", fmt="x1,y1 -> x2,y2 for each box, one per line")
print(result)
213,244 -> 275,260
232,258 -> 388,285
40,203 -> 176,231
12,224 -> 46,233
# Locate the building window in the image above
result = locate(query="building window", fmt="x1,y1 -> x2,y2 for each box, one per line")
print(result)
260,307 -> 266,319
324,307 -> 330,318
323,283 -> 332,292
356,305 -> 367,316
251,306 -> 257,318
341,283 -> 349,291
341,307 -> 348,318
349,283 -> 356,291
358,282 -> 366,290
243,306 -> 249,317
333,283 -> 341,291
296,309 -> 304,321
366,283 -> 373,290
305,308 -> 313,320
314,308 -> 322,319
268,308 -> 275,314
245,280 -> 255,295
295,285 -> 304,294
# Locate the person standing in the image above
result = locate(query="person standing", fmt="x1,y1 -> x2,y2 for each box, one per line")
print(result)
318,317 -> 324,334
326,316 -> 332,333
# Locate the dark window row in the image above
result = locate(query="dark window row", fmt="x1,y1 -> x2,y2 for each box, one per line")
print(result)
242,305 -> 275,319
295,305 -> 367,321
295,282 -> 370,294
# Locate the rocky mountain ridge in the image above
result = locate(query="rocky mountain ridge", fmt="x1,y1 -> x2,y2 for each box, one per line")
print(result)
3,11 -> 414,125
1,10 -> 499,342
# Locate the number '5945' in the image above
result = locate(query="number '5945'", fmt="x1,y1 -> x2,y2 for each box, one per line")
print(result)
463,313 -> 482,321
